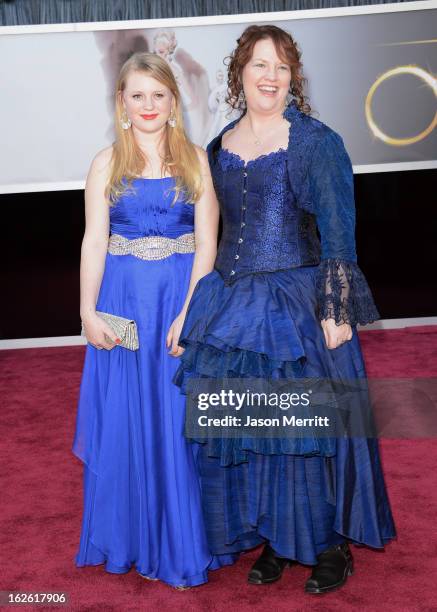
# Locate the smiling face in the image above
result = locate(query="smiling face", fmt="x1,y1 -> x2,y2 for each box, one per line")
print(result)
241,37 -> 291,115
120,70 -> 174,134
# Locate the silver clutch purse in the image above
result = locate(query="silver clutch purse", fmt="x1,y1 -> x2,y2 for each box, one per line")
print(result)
81,311 -> 139,351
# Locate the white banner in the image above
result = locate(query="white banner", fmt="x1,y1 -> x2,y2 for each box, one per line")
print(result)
1,1 -> 436,193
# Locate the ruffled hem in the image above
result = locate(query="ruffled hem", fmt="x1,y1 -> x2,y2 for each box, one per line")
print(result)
316,258 -> 380,326
173,266 -> 371,466
174,339 -> 304,389
173,339 -> 337,466
176,266 -> 325,363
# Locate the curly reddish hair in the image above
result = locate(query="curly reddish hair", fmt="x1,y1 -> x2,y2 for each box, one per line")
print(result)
226,24 -> 311,115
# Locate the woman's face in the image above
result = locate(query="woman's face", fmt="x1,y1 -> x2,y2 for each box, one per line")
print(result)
121,70 -> 174,134
241,37 -> 291,115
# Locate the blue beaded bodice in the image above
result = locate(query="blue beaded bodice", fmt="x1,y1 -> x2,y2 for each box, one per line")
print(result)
213,147 -> 320,283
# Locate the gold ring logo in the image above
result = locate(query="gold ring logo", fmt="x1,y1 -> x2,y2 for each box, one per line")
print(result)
365,65 -> 437,146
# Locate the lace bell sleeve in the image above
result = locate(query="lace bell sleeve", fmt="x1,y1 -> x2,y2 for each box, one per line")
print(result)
309,130 -> 380,326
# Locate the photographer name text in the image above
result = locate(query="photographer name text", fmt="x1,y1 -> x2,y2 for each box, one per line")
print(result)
197,415 -> 330,428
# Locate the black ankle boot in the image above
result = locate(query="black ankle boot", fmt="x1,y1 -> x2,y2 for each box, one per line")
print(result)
248,544 -> 294,585
305,542 -> 353,594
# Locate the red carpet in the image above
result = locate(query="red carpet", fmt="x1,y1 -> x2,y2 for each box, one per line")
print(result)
1,327 -> 437,611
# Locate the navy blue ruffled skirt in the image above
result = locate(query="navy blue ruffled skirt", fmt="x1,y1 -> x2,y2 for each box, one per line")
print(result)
173,266 -> 396,564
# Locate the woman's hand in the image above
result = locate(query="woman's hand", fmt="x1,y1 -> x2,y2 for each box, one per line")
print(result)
79,147 -> 112,342
166,312 -> 186,357
321,318 -> 352,350
82,313 -> 121,351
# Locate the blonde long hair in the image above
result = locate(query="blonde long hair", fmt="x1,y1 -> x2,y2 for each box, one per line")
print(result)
107,52 -> 202,206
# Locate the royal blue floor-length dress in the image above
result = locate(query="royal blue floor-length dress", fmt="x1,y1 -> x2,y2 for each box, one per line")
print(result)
72,177 -> 235,587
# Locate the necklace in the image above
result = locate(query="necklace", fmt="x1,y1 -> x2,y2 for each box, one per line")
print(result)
246,110 -> 289,147
247,121 -> 262,146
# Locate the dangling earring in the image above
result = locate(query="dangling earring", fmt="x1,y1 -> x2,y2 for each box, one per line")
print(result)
238,89 -> 246,108
120,110 -> 131,130
167,111 -> 176,128
285,92 -> 293,108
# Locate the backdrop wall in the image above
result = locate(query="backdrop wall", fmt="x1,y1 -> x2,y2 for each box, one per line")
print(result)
1,3 -> 436,193
1,1 -> 436,341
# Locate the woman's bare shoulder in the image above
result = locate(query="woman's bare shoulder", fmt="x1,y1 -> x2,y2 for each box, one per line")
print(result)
91,145 -> 114,171
192,144 -> 212,175
86,146 -> 114,186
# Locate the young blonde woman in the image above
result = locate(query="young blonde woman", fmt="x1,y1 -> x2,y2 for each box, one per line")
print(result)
72,52 -> 235,589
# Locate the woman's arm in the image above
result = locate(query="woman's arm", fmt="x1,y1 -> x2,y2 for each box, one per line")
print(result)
309,130 -> 380,348
80,147 -> 120,350
167,146 -> 219,356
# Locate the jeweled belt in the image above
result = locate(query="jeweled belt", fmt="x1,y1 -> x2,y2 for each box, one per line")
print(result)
108,232 -> 195,260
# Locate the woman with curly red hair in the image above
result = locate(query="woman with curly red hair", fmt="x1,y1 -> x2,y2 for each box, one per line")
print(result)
174,25 -> 395,593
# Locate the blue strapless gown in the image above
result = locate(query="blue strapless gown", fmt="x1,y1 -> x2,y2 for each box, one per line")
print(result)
72,177 -> 235,587
173,151 -> 396,565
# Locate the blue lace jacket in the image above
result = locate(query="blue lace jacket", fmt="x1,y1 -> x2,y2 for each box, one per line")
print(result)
206,100 -> 379,326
